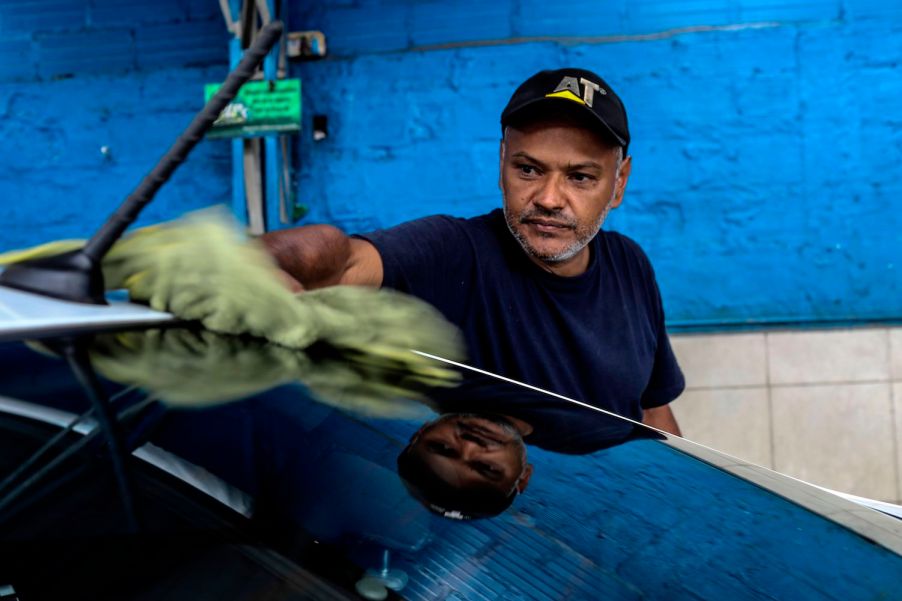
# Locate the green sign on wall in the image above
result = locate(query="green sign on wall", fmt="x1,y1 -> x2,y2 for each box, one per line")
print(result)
204,79 -> 301,138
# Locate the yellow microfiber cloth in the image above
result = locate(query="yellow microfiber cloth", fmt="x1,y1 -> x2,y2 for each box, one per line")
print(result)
1,207 -> 464,374
84,328 -> 452,418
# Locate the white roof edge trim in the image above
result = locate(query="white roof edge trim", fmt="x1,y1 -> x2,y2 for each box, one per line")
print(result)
0,286 -> 174,339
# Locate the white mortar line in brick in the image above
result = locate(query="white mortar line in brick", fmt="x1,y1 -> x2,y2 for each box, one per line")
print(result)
410,22 -> 784,54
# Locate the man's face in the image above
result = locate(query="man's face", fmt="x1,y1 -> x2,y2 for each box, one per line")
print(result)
410,414 -> 532,494
499,119 -> 632,276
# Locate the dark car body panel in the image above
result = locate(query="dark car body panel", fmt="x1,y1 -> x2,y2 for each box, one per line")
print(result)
1,323 -> 901,600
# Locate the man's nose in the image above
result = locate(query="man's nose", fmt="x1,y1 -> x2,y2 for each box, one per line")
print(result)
532,173 -> 566,211
458,439 -> 489,460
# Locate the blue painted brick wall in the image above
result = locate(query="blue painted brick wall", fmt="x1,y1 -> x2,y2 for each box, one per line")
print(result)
36,28 -> 136,78
2,1 -> 900,326
0,0 -> 88,34
0,0 -> 229,251
286,0 -> 902,327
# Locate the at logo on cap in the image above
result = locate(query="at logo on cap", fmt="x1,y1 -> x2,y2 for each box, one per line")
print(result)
545,76 -> 607,108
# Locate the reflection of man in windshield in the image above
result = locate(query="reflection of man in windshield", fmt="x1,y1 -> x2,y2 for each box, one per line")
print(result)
398,413 -> 533,519
397,375 -> 667,518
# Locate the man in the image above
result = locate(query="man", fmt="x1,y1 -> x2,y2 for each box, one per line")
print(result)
262,68 -> 684,435
398,412 -> 534,520
397,376 -> 666,519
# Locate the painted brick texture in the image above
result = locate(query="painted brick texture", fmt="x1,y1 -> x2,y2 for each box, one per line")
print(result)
0,0 -> 229,250
287,0 -> 902,327
0,0 -> 226,81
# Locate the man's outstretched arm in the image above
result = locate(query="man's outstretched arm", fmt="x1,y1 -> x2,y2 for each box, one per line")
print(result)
259,224 -> 383,290
642,404 -> 681,436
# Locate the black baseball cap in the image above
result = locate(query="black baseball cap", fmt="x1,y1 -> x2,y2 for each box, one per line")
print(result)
501,68 -> 630,154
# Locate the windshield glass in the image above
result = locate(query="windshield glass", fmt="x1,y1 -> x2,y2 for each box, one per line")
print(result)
1,326 -> 901,600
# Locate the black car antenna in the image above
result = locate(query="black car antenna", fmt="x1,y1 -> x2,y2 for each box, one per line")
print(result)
0,22 -> 284,533
0,20 -> 284,305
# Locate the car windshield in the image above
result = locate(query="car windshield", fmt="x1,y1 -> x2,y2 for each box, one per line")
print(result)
1,323 -> 901,600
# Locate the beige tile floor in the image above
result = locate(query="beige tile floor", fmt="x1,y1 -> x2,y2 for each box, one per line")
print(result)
669,326 -> 902,503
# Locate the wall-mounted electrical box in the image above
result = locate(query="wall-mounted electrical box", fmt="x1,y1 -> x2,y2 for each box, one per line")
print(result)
287,31 -> 327,59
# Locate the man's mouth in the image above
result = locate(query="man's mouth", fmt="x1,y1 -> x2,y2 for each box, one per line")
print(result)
522,218 -> 574,232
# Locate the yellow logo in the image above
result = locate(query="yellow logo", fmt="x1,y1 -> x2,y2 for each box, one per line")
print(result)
548,76 -> 606,107
544,90 -> 586,105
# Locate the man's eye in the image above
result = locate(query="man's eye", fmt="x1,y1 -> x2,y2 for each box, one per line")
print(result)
570,172 -> 595,183
475,462 -> 502,477
516,164 -> 539,176
426,441 -> 456,456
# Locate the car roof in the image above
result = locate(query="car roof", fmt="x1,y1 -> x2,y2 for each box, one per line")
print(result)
0,286 -> 174,343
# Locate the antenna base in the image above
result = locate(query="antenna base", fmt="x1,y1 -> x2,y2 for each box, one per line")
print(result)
0,249 -> 106,305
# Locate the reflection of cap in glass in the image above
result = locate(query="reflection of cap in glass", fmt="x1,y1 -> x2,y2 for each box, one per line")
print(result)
396,449 -> 517,520
501,68 -> 630,155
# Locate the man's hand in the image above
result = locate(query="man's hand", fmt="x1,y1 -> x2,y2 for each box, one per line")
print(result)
275,267 -> 305,293
642,404 -> 681,436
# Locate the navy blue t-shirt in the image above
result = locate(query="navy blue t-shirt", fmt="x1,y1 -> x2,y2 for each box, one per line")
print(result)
358,209 -> 684,421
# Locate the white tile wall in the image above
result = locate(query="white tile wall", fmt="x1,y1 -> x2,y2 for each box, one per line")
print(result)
893,382 -> 902,503
890,329 -> 902,381
767,328 -> 889,385
669,333 -> 767,388
670,387 -> 772,467
770,383 -> 896,501
670,325 -> 902,503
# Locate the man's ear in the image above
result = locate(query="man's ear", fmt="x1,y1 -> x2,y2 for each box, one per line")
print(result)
409,424 -> 428,444
498,138 -> 505,191
611,154 -> 632,209
516,464 -> 534,493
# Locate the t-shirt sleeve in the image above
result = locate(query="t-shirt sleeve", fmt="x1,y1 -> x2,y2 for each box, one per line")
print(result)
639,262 -> 685,409
641,326 -> 685,408
354,215 -> 476,320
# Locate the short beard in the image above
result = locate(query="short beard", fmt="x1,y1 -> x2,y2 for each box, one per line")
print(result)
498,135 -> 622,265
503,198 -> 614,264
